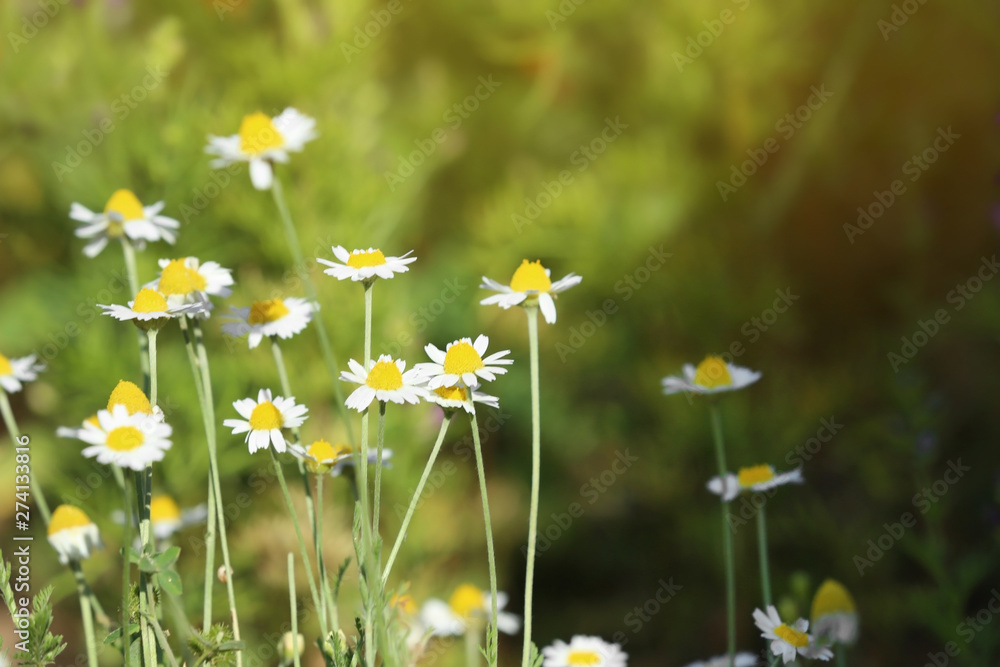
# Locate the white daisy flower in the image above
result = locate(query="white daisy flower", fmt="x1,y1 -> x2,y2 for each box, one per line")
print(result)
753,605 -> 833,664
205,108 -> 317,190
78,404 -> 173,471
425,383 -> 500,415
480,259 -> 582,324
661,356 -> 762,395
0,353 -> 44,394
57,413 -> 102,440
416,335 -> 513,390
100,287 -> 205,330
542,635 -> 628,667
317,246 -> 417,283
340,355 -> 427,412
224,388 -> 308,454
419,584 -> 521,637
47,505 -> 103,564
287,439 -> 393,476
146,257 -> 234,316
811,580 -> 858,646
70,189 -> 180,258
682,653 -> 758,667
707,465 -> 804,502
221,297 -> 313,349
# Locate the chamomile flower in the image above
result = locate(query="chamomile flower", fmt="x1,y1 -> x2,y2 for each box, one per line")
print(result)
317,246 -> 417,283
340,355 -> 427,412
78,404 -> 173,471
106,379 -> 156,416
416,335 -> 513,389
707,465 -> 804,502
0,353 -> 44,394
682,653 -> 758,667
425,383 -> 500,415
811,580 -> 858,645
47,505 -> 102,564
224,388 -> 308,454
146,257 -> 234,316
753,606 -> 833,664
542,636 -> 628,667
419,584 -> 521,637
70,189 -> 179,258
100,287 -> 205,331
480,259 -> 582,324
288,439 -> 393,476
57,414 -> 102,440
111,494 -> 208,541
206,108 -> 317,190
661,356 -> 762,395
221,297 -> 313,349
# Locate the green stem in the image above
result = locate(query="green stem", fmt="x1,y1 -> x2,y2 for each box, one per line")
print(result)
521,306 -> 541,667
836,647 -> 847,667
0,388 -> 51,524
134,471 -> 157,667
465,623 -> 481,667
710,403 -> 736,667
120,467 -> 132,667
356,281 -> 377,667
382,415 -> 453,584
148,329 -> 158,407
470,409 -> 499,667
757,504 -> 776,667
373,402 -> 386,537
71,561 -> 99,667
288,553 -> 301,667
315,472 -> 338,630
145,590 -> 180,667
120,239 -> 150,385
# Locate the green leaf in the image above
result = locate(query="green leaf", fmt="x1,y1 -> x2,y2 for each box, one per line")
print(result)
157,569 -> 183,596
152,546 -> 181,570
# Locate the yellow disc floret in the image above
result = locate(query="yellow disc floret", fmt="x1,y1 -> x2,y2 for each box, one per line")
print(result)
249,401 -> 283,430
693,356 -> 732,388
811,579 -> 856,619
390,593 -> 419,616
366,360 -> 404,391
104,189 -> 145,222
150,495 -> 182,523
132,288 -> 169,314
106,426 -> 145,452
158,259 -> 207,296
509,259 -> 552,293
0,353 -> 12,376
448,583 -> 485,619
566,651 -> 602,666
249,298 -> 290,324
347,249 -> 387,269
434,386 -> 469,402
774,623 -> 809,648
107,380 -> 153,415
443,341 -> 484,377
48,505 -> 93,535
239,112 -> 285,155
737,464 -> 775,488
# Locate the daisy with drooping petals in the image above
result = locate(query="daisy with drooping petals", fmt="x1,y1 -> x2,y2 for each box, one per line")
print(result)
146,257 -> 234,315
221,297 -> 313,349
0,353 -> 44,394
206,108 -> 317,190
224,388 -> 308,454
425,383 -> 500,415
416,335 -> 513,389
47,505 -> 103,564
419,584 -> 521,637
707,465 -> 804,502
317,246 -> 417,283
340,355 -> 427,412
77,404 -> 173,471
682,653 -> 758,667
542,635 -> 628,667
100,287 -> 205,330
288,439 -> 393,476
811,579 -> 858,645
70,189 -> 180,258
480,259 -> 582,324
753,606 -> 833,664
57,414 -> 102,440
662,355 -> 762,395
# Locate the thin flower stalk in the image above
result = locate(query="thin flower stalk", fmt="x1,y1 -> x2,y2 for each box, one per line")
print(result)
373,401 -> 386,536
757,505 -> 776,667
70,561 -> 99,667
120,238 -> 150,382
710,403 -> 737,667
288,553 -> 301,667
521,305 -> 541,667
471,408 -> 499,667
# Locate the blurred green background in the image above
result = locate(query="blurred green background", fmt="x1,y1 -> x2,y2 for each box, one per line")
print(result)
2,0 -> 1000,664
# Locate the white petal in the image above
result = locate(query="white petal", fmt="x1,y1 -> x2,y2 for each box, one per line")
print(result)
249,159 -> 273,190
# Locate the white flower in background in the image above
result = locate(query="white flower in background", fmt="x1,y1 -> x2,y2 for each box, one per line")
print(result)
47,505 -> 102,564
318,246 -> 417,282
753,605 -> 833,664
77,404 -> 173,471
57,414 -> 102,440
224,388 -> 308,454
682,653 -> 758,667
661,356 -> 761,395
70,189 -> 180,258
416,335 -> 513,389
206,108 -> 317,190
287,439 -> 393,476
0,353 -> 44,394
221,297 -> 313,349
111,494 -> 207,541
340,355 -> 427,412
425,383 -> 500,415
707,465 -> 804,502
542,635 -> 628,667
420,583 -> 521,637
811,580 -> 859,645
100,287 -> 205,330
146,257 -> 234,316
480,259 -> 582,324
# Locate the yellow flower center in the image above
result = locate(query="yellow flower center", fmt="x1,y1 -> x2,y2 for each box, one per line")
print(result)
509,259 -> 552,293
693,356 -> 732,388
150,495 -> 182,523
774,623 -> 809,648
107,380 -> 153,415
566,651 -> 602,666
85,414 -> 100,427
737,464 -> 775,488
103,189 -> 145,223
249,401 -> 283,430
249,298 -> 290,325
448,584 -> 485,619
390,593 -> 418,616
132,288 -> 169,314
0,353 -> 12,376
48,505 -> 93,535
158,259 -> 207,296
443,342 -> 484,377
434,385 -> 469,402
238,112 -> 284,155
106,426 -> 145,452
366,360 -> 404,391
347,249 -> 387,269
812,579 -> 856,618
